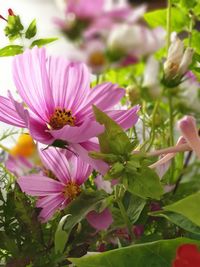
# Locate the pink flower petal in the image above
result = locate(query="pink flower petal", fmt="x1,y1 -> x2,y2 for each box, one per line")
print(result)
179,116 -> 200,159
0,96 -> 26,127
18,175 -> 64,196
107,104 -> 140,130
47,59 -> 90,111
39,147 -> 72,184
87,208 -> 113,230
50,119 -> 104,143
76,83 -> 125,121
71,142 -> 109,174
13,47 -> 54,122
37,194 -> 65,222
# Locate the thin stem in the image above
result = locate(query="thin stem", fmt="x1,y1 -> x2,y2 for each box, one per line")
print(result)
173,151 -> 192,194
142,101 -> 146,143
188,12 -> 194,47
168,92 -> 174,146
117,200 -> 134,241
166,0 -> 172,51
147,101 -> 159,151
0,143 -> 10,153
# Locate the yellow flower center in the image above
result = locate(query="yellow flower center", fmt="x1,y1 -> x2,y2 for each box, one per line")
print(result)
63,182 -> 81,200
10,134 -> 35,158
49,108 -> 76,130
88,51 -> 105,67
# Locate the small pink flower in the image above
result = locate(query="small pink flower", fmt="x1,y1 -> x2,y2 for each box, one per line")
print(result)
18,147 -> 92,222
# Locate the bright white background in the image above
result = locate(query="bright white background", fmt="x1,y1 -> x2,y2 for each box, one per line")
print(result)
0,0 -> 72,145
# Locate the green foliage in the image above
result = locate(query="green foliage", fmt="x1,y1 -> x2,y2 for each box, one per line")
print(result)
93,105 -> 134,155
163,192 -> 200,227
151,211 -> 200,235
4,15 -> 24,41
30,38 -> 58,48
70,238 -> 200,267
144,8 -> 189,32
126,165 -> 164,200
60,190 -> 108,246
0,45 -> 23,57
25,19 -> 37,39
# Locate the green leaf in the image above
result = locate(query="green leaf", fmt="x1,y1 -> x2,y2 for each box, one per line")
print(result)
4,15 -> 24,41
30,38 -> 58,48
144,8 -> 189,32
70,238 -> 200,267
151,211 -> 200,235
93,105 -> 133,155
62,190 -> 107,243
126,166 -> 163,200
89,151 -> 119,163
181,0 -> 197,9
127,195 -> 146,224
55,215 -> 71,254
0,45 -> 23,57
25,19 -> 37,39
164,192 -> 200,227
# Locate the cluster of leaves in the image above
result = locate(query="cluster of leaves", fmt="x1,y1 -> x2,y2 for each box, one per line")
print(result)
0,13 -> 57,57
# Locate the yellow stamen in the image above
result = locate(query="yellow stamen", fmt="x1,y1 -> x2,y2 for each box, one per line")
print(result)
63,182 -> 81,200
49,108 -> 76,130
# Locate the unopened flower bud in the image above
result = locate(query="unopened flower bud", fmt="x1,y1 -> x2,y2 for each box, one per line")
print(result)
164,36 -> 194,82
126,85 -> 140,105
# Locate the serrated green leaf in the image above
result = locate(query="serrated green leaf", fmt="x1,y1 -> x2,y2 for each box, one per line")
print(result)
70,238 -> 200,267
0,45 -> 23,57
164,192 -> 200,227
93,105 -> 133,155
25,19 -> 37,39
126,166 -> 163,200
30,38 -> 58,48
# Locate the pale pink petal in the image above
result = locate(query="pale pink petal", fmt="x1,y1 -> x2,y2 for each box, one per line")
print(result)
47,59 -> 90,111
179,115 -> 200,159
107,105 -> 140,130
95,175 -> 113,194
71,143 -> 109,174
87,208 -> 113,230
13,47 -> 54,122
37,194 -> 65,222
5,156 -> 33,177
0,96 -> 26,127
70,155 -> 93,185
50,119 -> 104,143
39,147 -> 71,184
76,83 -> 125,121
18,175 -> 64,196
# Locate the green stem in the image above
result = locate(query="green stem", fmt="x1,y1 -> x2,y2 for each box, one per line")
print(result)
117,200 -> 134,241
168,92 -> 174,146
188,12 -> 194,47
0,143 -> 10,153
147,101 -> 159,151
166,0 -> 172,51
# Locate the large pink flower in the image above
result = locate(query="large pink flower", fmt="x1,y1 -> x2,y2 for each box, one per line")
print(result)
0,47 -> 139,173
18,147 -> 93,222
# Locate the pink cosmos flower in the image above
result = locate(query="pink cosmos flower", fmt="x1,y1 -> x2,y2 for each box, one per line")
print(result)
0,47 -> 139,173
18,147 -> 93,222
